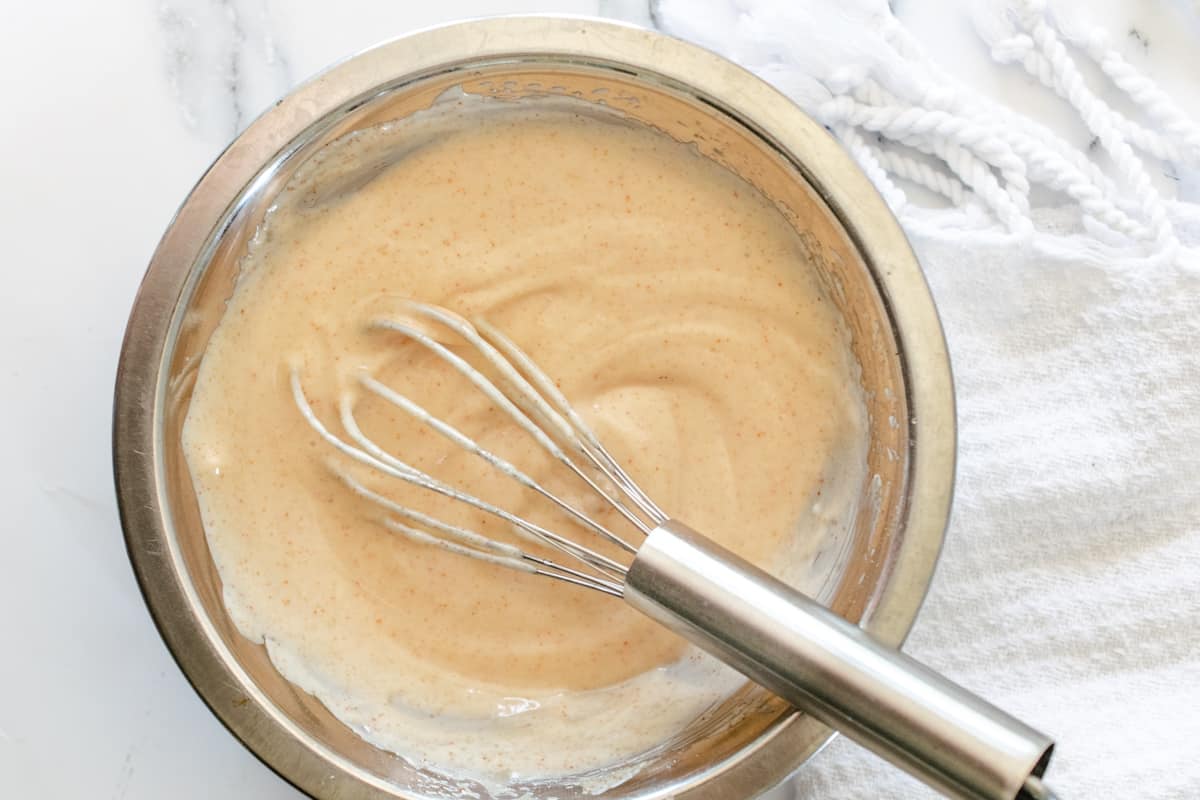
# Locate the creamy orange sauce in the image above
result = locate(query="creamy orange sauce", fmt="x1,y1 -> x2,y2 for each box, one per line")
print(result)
183,101 -> 866,789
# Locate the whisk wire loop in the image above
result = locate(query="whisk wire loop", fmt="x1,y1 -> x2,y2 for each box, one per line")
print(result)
474,316 -> 669,526
290,371 -> 629,585
375,308 -> 657,536
337,463 -> 623,595
289,302 -> 674,594
358,373 -> 637,554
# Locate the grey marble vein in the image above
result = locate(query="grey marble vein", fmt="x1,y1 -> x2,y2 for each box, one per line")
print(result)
598,0 -> 660,29
158,0 -> 293,142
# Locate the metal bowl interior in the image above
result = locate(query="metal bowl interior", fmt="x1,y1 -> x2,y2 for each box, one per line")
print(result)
114,16 -> 954,800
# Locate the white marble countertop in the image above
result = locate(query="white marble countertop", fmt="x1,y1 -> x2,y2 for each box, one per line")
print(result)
3,2 -> 1196,798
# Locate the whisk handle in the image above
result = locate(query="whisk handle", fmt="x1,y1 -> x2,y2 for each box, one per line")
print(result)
624,520 -> 1055,800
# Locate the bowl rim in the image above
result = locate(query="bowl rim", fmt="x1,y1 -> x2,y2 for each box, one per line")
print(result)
113,15 -> 956,800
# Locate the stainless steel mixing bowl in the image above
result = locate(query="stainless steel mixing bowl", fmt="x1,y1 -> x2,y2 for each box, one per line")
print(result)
113,16 -> 955,800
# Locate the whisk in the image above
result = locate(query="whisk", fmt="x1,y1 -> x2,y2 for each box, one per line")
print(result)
292,301 -> 1058,800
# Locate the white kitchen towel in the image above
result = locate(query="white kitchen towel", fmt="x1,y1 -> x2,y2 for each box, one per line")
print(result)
655,1 -> 1200,797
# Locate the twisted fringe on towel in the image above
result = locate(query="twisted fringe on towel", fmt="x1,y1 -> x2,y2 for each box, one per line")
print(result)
656,0 -> 1200,267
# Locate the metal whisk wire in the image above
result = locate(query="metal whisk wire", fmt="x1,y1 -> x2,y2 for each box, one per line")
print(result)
289,301 -> 664,596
